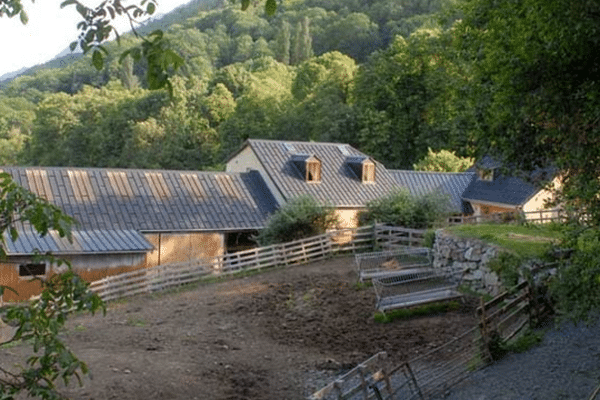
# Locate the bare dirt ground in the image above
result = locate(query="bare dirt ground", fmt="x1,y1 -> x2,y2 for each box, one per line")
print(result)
1,256 -> 477,400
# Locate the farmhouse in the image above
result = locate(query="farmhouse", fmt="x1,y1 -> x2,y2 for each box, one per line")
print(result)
0,141 -> 558,302
226,139 -> 401,228
462,156 -> 559,219
0,167 -> 277,301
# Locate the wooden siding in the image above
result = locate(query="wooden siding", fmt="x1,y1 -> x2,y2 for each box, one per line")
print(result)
1,232 -> 226,302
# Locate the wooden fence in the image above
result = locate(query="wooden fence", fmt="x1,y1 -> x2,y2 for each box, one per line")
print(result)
309,280 -> 550,400
374,226 -> 427,249
89,224 -> 425,302
447,209 -> 568,225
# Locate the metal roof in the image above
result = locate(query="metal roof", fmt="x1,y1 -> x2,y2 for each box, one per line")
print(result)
389,170 -> 476,213
2,167 -> 278,232
3,227 -> 154,256
462,175 -> 541,207
245,139 -> 399,208
463,159 -> 556,207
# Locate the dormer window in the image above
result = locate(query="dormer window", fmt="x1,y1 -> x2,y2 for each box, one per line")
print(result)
347,156 -> 376,184
291,154 -> 321,183
362,160 -> 375,183
306,158 -> 321,182
478,168 -> 494,181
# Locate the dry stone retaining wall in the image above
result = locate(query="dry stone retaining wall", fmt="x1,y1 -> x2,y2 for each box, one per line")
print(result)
433,229 -> 502,296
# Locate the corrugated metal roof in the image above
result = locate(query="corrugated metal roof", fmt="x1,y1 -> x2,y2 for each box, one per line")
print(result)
246,139 -> 399,208
3,167 -> 278,232
3,227 -> 154,256
390,170 -> 476,213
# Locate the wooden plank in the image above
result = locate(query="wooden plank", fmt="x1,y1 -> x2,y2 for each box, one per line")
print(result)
477,281 -> 528,314
479,290 -> 530,325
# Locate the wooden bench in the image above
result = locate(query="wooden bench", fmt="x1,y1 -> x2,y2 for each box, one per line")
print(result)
355,247 -> 432,282
372,268 -> 463,313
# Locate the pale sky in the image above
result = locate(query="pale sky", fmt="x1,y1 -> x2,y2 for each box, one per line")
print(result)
0,0 -> 192,77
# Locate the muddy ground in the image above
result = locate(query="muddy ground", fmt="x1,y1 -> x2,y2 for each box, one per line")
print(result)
1,256 -> 477,400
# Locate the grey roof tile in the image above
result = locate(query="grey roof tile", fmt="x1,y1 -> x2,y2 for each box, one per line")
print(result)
246,139 -> 399,208
3,227 -> 153,256
3,167 -> 278,233
389,170 -> 476,213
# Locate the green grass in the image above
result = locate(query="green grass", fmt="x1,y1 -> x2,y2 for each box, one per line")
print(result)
374,301 -> 461,323
445,223 -> 562,258
505,329 -> 545,353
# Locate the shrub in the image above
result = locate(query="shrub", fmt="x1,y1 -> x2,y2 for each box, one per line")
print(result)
359,189 -> 451,229
549,226 -> 600,322
255,195 -> 339,245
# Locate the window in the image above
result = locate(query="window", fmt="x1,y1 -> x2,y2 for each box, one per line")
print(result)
478,168 -> 494,181
19,263 -> 46,277
306,160 -> 321,182
362,162 -> 375,183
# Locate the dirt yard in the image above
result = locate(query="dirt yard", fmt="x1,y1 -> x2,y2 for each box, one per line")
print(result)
1,256 -> 477,400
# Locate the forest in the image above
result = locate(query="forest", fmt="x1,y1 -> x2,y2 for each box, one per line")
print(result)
0,0 -> 470,170
0,0 -> 598,205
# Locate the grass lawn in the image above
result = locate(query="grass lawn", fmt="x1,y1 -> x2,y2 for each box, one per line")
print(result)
445,223 -> 563,258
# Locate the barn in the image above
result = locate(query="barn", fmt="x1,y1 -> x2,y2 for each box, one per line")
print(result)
0,167 -> 277,302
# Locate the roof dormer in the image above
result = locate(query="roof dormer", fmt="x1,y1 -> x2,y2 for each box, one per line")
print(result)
346,156 -> 376,184
476,155 -> 501,182
291,154 -> 321,183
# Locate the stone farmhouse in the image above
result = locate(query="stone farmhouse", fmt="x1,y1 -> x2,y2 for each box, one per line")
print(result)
0,140 -> 556,301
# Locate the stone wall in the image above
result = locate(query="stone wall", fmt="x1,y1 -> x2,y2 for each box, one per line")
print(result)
433,229 -> 502,296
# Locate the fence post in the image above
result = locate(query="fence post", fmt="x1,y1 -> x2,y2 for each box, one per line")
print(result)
478,297 -> 493,363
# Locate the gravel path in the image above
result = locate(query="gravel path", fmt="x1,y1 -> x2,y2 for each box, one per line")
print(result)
436,319 -> 600,400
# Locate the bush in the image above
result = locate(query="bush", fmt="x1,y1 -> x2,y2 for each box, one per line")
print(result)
549,226 -> 600,322
255,195 -> 339,245
359,189 -> 451,229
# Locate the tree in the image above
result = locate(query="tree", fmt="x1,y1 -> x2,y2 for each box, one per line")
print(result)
274,20 -> 291,65
352,27 -> 473,169
254,195 -> 339,245
359,189 -> 451,229
455,0 -> 600,224
0,173 -> 105,399
413,148 -> 474,172
291,17 -> 313,65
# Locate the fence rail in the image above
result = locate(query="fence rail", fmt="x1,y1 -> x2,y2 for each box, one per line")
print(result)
447,209 -> 570,225
89,224 -> 424,303
310,280 -> 547,400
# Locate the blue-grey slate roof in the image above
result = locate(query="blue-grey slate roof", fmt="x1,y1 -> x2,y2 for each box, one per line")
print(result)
463,156 -> 555,207
243,140 -> 399,208
3,227 -> 153,256
462,174 -> 541,207
389,170 -> 476,213
2,167 -> 278,232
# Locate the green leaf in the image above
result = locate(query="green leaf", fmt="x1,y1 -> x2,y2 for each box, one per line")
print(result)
146,2 -> 155,15
19,10 -> 28,24
92,50 -> 104,70
265,0 -> 277,16
69,41 -> 78,52
241,0 -> 250,11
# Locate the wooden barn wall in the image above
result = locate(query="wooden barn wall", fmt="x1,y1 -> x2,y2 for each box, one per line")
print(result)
0,254 -> 147,303
0,232 -> 225,302
143,232 -> 224,267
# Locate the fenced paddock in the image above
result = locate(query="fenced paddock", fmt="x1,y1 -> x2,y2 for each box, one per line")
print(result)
89,224 -> 425,302
310,280 -> 547,400
355,247 -> 432,282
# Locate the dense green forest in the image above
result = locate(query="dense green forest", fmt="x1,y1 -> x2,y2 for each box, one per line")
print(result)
0,0 -> 597,192
0,0 -> 469,170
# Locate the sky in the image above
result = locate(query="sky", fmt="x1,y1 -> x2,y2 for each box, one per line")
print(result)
0,0 -> 191,77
